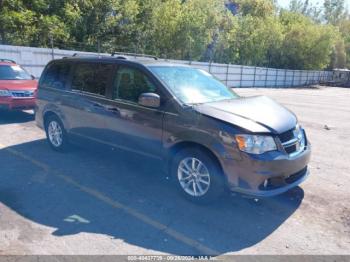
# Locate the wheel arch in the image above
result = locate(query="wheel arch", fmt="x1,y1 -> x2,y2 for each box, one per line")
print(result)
43,108 -> 68,131
43,111 -> 60,126
166,141 -> 225,179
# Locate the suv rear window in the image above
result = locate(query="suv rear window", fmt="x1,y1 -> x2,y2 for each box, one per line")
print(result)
0,65 -> 32,80
71,63 -> 113,96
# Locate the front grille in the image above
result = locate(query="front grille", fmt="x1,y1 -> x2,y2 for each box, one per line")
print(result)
285,144 -> 297,154
10,90 -> 34,98
279,129 -> 294,143
278,126 -> 305,156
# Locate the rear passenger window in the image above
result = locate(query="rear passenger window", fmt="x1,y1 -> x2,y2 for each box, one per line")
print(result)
41,63 -> 70,90
71,63 -> 113,96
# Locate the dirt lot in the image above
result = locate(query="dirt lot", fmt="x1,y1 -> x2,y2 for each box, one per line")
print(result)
0,86 -> 349,256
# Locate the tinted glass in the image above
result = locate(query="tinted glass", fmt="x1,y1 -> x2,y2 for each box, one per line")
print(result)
71,63 -> 113,96
149,66 -> 238,104
41,63 -> 70,89
0,65 -> 32,80
113,66 -> 157,102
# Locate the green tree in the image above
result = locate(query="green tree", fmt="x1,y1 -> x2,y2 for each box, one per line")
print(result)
289,0 -> 322,22
330,38 -> 347,68
140,0 -> 228,60
64,0 -> 140,51
279,12 -> 337,69
0,0 -> 347,70
225,15 -> 283,66
180,0 -> 228,61
0,0 -> 69,46
145,0 -> 183,57
324,0 -> 348,25
338,19 -> 350,67
236,0 -> 275,17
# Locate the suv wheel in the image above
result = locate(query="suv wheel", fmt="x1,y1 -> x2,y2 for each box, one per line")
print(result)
171,148 -> 225,203
45,115 -> 69,152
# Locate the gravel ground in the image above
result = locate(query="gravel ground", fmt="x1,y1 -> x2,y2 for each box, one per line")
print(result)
0,86 -> 349,256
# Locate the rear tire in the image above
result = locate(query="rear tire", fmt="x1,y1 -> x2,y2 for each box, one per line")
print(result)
44,115 -> 69,152
171,148 -> 225,204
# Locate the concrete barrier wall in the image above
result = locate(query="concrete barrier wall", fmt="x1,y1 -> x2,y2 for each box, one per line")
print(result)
0,44 -> 333,87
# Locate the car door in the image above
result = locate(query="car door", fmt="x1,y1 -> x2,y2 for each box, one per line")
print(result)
103,64 -> 164,158
61,61 -> 115,140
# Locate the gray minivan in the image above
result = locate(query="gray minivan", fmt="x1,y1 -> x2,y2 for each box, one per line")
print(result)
35,55 -> 311,203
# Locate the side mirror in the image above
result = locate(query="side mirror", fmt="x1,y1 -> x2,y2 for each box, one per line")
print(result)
31,75 -> 35,80
138,93 -> 160,108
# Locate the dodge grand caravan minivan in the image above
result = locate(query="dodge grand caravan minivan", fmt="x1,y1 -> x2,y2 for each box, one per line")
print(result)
36,54 -> 311,203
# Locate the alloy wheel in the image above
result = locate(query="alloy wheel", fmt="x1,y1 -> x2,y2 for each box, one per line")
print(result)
177,157 -> 211,197
48,120 -> 63,147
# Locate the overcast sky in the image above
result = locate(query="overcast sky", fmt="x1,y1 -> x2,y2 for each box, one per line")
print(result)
277,0 -> 350,10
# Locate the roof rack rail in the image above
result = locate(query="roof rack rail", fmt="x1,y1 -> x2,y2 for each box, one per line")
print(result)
111,52 -> 158,60
71,53 -> 115,58
72,53 -> 104,57
114,55 -> 128,60
0,58 -> 16,63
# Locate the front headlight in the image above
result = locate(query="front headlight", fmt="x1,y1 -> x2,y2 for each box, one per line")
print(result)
294,124 -> 306,149
235,134 -> 277,154
0,89 -> 11,97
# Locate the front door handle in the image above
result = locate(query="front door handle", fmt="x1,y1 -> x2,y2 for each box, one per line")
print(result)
84,102 -> 103,112
93,103 -> 103,108
107,106 -> 120,115
107,106 -> 119,112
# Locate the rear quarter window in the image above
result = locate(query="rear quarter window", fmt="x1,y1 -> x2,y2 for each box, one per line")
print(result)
41,62 -> 71,90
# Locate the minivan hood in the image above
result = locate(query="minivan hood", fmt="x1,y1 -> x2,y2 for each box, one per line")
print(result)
194,96 -> 297,134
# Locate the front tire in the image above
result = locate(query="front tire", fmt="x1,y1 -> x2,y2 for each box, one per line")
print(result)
171,148 -> 225,204
44,115 -> 69,152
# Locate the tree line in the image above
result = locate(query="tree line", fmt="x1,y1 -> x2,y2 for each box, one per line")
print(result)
0,0 -> 349,70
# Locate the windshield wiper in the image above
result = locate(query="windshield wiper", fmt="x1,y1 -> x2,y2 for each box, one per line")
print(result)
186,102 -> 206,107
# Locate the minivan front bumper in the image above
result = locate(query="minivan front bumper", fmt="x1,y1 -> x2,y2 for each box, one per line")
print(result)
224,144 -> 311,197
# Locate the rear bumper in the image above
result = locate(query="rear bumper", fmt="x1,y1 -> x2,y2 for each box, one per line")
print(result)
224,145 -> 311,197
0,97 -> 36,110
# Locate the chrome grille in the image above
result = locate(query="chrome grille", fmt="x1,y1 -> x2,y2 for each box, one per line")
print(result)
10,90 -> 34,98
278,126 -> 306,157
279,129 -> 294,143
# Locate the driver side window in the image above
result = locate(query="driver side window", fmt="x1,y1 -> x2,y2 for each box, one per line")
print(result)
113,66 -> 157,103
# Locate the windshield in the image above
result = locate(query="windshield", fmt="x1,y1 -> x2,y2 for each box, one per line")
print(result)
149,66 -> 239,104
0,65 -> 32,80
